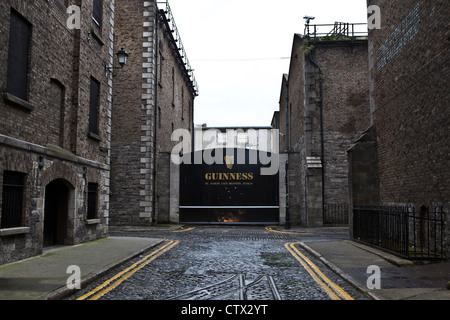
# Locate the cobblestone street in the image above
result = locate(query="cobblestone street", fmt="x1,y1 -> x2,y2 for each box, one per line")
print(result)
68,227 -> 368,301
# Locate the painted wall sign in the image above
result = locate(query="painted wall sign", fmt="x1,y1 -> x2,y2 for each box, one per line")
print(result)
376,3 -> 420,71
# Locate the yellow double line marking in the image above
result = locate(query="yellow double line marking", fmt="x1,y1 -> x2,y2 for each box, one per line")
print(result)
173,227 -> 195,233
285,242 -> 353,300
77,239 -> 179,300
266,227 -> 314,235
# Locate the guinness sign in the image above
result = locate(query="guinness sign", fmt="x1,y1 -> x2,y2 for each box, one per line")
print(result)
180,148 -> 279,224
224,155 -> 234,170
205,172 -> 254,181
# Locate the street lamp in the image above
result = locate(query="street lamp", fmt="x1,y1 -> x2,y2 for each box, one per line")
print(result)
105,48 -> 129,74
116,48 -> 129,67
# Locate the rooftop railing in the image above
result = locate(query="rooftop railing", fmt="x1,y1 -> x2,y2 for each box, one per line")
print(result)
157,1 -> 199,96
304,22 -> 368,42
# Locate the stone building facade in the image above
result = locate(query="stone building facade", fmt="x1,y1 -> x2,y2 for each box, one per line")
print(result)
349,0 -> 449,257
0,0 -> 115,264
275,31 -> 370,227
110,1 -> 198,226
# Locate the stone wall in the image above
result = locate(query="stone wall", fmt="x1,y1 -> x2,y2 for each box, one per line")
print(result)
316,42 -> 371,206
0,0 -> 113,264
0,138 -> 110,265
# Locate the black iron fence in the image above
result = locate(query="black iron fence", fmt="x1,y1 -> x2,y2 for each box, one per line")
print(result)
324,203 -> 349,226
353,205 -> 446,260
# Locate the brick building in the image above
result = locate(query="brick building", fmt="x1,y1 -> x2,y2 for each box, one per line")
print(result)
349,0 -> 449,258
110,1 -> 198,226
0,0 -> 115,264
275,25 -> 370,227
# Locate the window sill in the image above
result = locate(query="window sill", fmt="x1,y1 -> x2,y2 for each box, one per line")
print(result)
88,132 -> 102,142
91,28 -> 105,46
3,93 -> 35,112
86,219 -> 101,225
0,227 -> 30,237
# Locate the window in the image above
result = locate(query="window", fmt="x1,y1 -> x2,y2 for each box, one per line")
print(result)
181,86 -> 185,120
172,67 -> 175,106
158,107 -> 162,129
159,53 -> 164,87
87,183 -> 98,220
49,79 -> 66,148
89,77 -> 100,135
188,101 -> 192,131
55,0 -> 70,11
6,10 -> 32,101
217,133 -> 227,145
92,0 -> 103,27
1,171 -> 26,229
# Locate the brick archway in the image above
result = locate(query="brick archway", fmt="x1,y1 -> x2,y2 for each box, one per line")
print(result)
41,162 -> 79,190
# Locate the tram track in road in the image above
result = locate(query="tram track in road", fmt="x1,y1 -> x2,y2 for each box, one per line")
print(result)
167,273 -> 282,301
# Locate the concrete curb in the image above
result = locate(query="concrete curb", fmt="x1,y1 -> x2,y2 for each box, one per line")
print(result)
297,242 -> 381,300
344,240 -> 414,267
45,239 -> 165,300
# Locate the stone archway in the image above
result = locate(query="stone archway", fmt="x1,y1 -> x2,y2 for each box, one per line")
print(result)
43,179 -> 73,247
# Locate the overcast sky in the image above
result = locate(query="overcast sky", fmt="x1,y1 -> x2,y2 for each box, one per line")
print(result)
168,0 -> 368,127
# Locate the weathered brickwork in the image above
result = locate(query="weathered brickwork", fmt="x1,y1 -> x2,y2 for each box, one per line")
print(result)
368,0 -> 449,209
277,34 -> 370,227
366,0 -> 449,256
110,0 -> 196,226
317,42 -> 371,205
0,0 -> 114,264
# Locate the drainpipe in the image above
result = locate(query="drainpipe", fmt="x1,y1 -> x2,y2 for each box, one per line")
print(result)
152,9 -> 160,225
307,53 -> 325,220
285,81 -> 291,229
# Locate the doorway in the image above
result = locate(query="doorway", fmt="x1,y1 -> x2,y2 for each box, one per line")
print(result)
43,179 -> 70,247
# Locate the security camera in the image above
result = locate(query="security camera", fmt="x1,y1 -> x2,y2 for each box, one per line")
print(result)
303,16 -> 315,24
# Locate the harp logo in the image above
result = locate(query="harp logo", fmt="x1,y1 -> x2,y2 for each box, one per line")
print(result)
224,156 -> 234,170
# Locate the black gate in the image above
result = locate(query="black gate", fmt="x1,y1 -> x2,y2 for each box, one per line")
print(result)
180,148 -> 279,224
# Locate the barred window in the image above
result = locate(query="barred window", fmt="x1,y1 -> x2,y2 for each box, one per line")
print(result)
6,10 -> 32,101
87,183 -> 98,220
1,171 -> 26,229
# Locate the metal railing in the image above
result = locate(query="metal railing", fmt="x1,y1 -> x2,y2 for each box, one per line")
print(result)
157,1 -> 199,96
324,203 -> 349,226
304,22 -> 368,42
353,205 -> 446,260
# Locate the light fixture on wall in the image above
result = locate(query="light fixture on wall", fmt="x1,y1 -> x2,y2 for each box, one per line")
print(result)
105,48 -> 129,75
